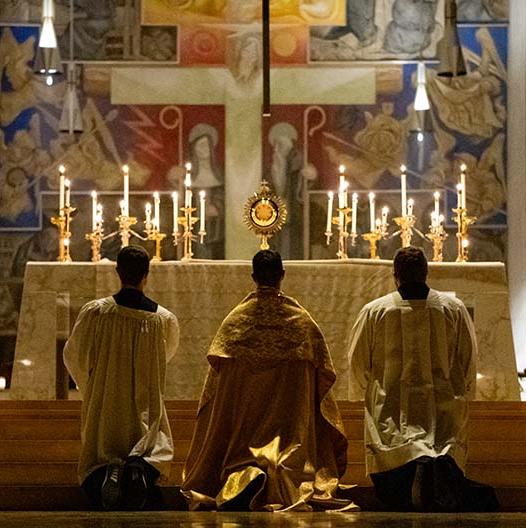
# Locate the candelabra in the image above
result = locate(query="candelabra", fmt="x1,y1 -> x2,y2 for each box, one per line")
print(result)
51,206 -> 75,262
116,214 -> 138,248
393,215 -> 416,248
85,225 -> 103,262
426,223 -> 448,262
325,206 -> 357,260
173,206 -> 204,261
362,222 -> 388,260
145,223 -> 167,262
452,207 -> 476,262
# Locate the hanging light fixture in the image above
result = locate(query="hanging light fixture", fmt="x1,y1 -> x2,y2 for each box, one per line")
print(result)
414,62 -> 430,111
59,63 -> 83,134
262,0 -> 270,117
33,0 -> 62,80
410,61 -> 433,136
437,0 -> 466,77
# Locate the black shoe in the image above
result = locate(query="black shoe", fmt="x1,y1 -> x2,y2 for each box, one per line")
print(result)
101,462 -> 123,510
122,462 -> 148,510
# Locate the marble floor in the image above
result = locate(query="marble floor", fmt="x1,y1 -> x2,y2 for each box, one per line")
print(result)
0,512 -> 525,528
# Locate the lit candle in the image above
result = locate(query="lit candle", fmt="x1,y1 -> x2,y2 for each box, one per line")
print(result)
456,183 -> 463,209
153,192 -> 160,230
460,163 -> 467,209
381,206 -> 389,228
91,190 -> 97,231
0,376 -> 6,390
434,191 -> 440,218
199,190 -> 206,232
65,179 -> 71,208
326,191 -> 334,233
184,163 -> 192,208
407,198 -> 414,216
145,202 -> 152,229
338,165 -> 349,207
351,193 -> 358,234
59,165 -> 65,215
172,192 -> 178,233
400,164 -> 407,217
122,165 -> 129,216
368,192 -> 375,232
96,204 -> 103,228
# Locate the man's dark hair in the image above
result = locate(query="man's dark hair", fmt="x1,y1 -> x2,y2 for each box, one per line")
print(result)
252,249 -> 284,287
393,246 -> 428,284
116,245 -> 150,287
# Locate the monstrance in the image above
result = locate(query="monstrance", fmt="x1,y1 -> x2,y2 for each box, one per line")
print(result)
243,180 -> 287,250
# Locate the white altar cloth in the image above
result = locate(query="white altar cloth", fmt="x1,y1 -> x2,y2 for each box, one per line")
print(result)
10,259 -> 520,400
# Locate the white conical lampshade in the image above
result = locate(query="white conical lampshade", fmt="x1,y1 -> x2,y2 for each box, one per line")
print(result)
59,65 -> 83,134
39,16 -> 57,48
414,62 -> 430,111
59,86 -> 83,134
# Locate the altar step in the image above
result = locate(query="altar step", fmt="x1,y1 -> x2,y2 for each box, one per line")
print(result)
0,401 -> 524,510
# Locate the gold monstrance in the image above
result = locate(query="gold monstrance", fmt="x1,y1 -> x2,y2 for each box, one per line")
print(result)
243,180 -> 287,250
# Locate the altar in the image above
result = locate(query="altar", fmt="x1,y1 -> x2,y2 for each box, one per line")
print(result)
10,259 -> 520,401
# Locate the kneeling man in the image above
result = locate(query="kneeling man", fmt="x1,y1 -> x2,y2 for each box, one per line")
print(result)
64,246 -> 179,510
182,250 -> 352,511
348,246 -> 497,512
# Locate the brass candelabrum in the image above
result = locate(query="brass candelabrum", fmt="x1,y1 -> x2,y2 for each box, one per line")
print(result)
116,214 -> 138,248
393,215 -> 416,248
145,223 -> 167,262
426,223 -> 448,262
173,206 -> 205,261
85,225 -> 104,262
362,222 -> 389,260
51,206 -> 76,262
325,206 -> 357,260
452,207 -> 476,262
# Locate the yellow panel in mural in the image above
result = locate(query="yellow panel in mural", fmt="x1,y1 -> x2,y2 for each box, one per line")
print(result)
141,0 -> 345,26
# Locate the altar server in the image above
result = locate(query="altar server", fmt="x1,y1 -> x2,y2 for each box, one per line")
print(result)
64,245 -> 179,510
348,246 -> 497,512
182,250 -> 355,512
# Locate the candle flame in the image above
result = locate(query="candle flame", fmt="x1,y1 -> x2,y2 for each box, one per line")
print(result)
59,165 -> 65,174
199,190 -> 206,198
460,163 -> 467,172
171,192 -> 178,200
382,206 -> 389,215
433,191 -> 440,200
338,164 -> 345,174
328,191 -> 334,199
91,190 -> 97,199
145,202 -> 151,212
456,183 -> 463,191
352,193 -> 358,201
122,164 -> 129,174
462,239 -> 469,248
153,191 -> 160,200
368,192 -> 375,200
400,164 -> 407,173
64,179 -> 71,187
119,199 -> 125,209
185,162 -> 192,171
408,198 -> 414,205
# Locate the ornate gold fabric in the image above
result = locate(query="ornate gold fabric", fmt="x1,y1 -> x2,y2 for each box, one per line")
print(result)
182,287 -> 354,511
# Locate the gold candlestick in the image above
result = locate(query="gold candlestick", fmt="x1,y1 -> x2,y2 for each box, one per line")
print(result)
426,224 -> 448,262
174,206 -> 200,260
393,215 -> 416,248
452,207 -> 476,262
145,224 -> 167,262
85,226 -> 103,262
362,231 -> 382,259
326,206 -> 357,260
51,206 -> 75,262
117,214 -> 137,248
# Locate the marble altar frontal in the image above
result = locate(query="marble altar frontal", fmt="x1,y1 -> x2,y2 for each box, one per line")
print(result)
10,260 -> 520,401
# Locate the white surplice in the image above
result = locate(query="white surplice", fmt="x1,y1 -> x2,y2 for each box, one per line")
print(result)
63,297 -> 179,483
348,289 -> 477,475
